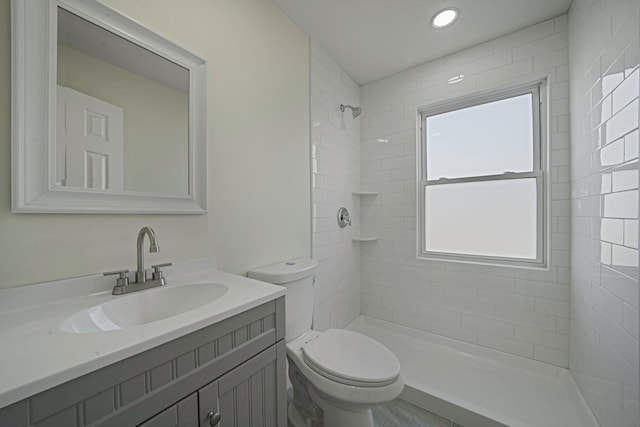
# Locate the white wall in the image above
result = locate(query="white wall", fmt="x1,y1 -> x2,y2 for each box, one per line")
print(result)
0,0 -> 311,288
310,40 -> 362,330
569,0 -> 639,425
359,16 -> 572,367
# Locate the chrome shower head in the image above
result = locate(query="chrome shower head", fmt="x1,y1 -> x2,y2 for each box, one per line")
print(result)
340,104 -> 362,119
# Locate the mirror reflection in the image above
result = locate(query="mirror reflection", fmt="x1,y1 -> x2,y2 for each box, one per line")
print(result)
56,7 -> 190,195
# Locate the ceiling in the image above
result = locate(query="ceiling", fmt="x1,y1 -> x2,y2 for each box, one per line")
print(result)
271,0 -> 573,85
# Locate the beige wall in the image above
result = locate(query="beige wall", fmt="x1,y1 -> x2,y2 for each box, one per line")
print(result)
0,0 -> 311,288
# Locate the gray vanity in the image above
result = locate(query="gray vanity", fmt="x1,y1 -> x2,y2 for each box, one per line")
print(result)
0,259 -> 287,427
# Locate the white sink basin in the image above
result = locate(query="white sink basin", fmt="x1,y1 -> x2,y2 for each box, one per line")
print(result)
60,283 -> 228,334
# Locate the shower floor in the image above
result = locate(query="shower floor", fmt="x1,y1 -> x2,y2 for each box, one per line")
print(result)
347,316 -> 599,427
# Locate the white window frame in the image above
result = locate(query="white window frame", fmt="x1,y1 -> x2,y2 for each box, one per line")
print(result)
417,81 -> 548,268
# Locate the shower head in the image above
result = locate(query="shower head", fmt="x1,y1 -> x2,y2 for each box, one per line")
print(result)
340,104 -> 362,119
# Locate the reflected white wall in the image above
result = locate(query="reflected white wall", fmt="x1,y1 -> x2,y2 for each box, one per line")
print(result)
58,44 -> 189,195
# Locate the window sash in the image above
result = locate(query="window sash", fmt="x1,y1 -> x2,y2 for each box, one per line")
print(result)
420,85 -> 542,183
423,170 -> 542,186
421,174 -> 544,264
417,82 -> 546,267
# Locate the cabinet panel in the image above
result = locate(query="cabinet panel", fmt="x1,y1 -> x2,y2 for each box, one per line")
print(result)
199,341 -> 286,427
138,393 -> 198,427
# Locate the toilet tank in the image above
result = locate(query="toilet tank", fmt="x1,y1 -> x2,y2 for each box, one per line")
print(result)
248,258 -> 317,341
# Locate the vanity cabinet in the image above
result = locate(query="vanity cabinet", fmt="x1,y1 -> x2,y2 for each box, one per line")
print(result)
0,298 -> 286,427
138,394 -> 198,427
196,342 -> 282,427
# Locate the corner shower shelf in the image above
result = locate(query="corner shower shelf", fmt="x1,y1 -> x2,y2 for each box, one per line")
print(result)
352,191 -> 378,241
352,236 -> 379,242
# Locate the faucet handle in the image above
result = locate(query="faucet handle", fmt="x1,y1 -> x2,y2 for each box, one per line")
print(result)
103,269 -> 129,287
151,263 -> 172,283
151,263 -> 172,270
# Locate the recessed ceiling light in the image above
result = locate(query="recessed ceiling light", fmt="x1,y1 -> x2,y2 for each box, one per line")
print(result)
431,8 -> 459,29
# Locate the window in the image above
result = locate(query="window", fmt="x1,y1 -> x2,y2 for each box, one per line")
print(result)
418,82 -> 546,267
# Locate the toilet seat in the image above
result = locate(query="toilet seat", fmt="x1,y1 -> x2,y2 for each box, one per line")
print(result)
302,329 -> 400,387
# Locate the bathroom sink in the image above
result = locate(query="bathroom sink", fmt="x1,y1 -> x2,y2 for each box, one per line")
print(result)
60,283 -> 228,334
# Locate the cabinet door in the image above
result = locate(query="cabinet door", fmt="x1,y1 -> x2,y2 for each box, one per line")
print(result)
138,393 -> 198,427
198,342 -> 286,427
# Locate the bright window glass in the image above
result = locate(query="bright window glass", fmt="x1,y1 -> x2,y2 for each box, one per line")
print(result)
426,94 -> 534,180
424,179 -> 538,259
419,83 -> 545,266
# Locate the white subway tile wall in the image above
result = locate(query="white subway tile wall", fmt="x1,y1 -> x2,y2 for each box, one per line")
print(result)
359,17 -> 572,367
569,0 -> 639,425
310,40 -> 362,331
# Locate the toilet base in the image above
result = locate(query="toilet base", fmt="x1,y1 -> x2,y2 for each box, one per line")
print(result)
288,384 -> 376,427
288,360 -> 323,427
309,386 -> 375,427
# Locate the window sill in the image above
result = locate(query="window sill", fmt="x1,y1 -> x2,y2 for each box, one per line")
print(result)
417,253 -> 549,271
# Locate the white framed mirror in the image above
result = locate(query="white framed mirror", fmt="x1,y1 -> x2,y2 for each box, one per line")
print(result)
11,0 -> 207,214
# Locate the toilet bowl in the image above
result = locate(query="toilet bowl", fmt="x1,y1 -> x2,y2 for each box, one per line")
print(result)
248,258 -> 404,427
287,329 -> 404,427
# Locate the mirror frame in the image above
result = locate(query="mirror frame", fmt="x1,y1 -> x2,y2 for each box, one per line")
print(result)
11,0 -> 208,214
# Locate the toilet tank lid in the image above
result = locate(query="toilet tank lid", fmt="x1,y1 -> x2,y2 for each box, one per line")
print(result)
248,258 -> 317,284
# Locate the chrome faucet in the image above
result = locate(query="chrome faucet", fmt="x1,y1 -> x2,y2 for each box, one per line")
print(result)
104,226 -> 172,295
136,226 -> 159,284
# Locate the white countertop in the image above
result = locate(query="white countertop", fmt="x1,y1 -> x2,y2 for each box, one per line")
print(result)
0,258 -> 285,409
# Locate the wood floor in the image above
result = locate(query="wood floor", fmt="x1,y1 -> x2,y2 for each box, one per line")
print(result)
287,387 -> 463,427
373,399 -> 464,427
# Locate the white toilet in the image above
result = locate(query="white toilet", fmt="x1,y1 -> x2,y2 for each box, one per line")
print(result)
248,258 -> 404,427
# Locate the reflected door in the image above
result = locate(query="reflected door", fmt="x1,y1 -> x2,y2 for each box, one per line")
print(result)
56,86 -> 124,190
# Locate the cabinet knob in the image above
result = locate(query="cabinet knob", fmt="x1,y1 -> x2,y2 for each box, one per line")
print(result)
207,411 -> 222,426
